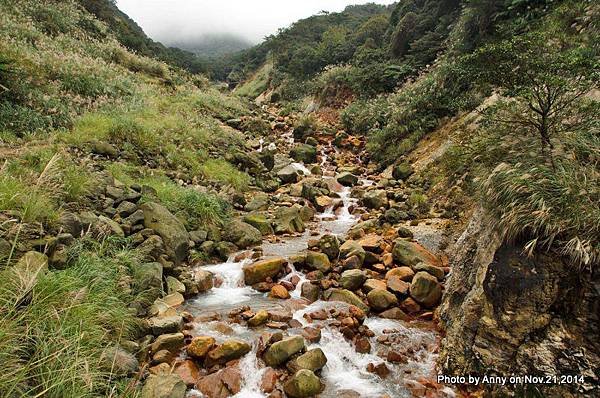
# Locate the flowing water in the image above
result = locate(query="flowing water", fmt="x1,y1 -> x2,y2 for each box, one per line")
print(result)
185,155 -> 442,397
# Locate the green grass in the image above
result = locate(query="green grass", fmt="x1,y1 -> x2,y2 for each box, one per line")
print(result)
234,60 -> 273,99
140,177 -> 230,229
200,159 -> 250,191
0,237 -> 140,397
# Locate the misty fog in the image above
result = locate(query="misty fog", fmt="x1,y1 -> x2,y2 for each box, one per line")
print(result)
116,0 -> 397,48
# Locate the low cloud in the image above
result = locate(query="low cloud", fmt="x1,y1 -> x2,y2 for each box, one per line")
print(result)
116,0 -> 397,45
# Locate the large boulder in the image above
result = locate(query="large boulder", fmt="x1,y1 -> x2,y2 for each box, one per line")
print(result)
140,202 -> 190,264
339,269 -> 367,291
319,234 -> 340,260
263,336 -> 305,367
243,213 -> 274,236
277,164 -> 304,184
273,206 -> 305,234
362,190 -> 388,209
187,336 -> 216,359
243,257 -> 285,285
410,271 -> 442,307
323,288 -> 369,313
140,374 -> 186,398
196,366 -> 242,398
367,289 -> 399,311
284,370 -> 322,398
290,144 -> 317,164
305,251 -> 331,273
206,340 -> 251,365
287,348 -> 327,373
223,219 -> 262,248
392,239 -> 440,268
245,192 -> 270,211
336,172 -> 359,187
339,240 -> 366,264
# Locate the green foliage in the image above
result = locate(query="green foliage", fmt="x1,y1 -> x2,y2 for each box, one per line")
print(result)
0,237 -> 140,397
200,159 -> 251,192
141,177 -> 229,228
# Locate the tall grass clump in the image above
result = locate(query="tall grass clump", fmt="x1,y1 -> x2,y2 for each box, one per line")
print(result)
141,177 -> 229,228
0,237 -> 140,397
200,159 -> 250,192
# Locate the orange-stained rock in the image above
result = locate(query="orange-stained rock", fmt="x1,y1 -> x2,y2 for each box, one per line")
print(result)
175,360 -> 201,386
269,284 -> 291,299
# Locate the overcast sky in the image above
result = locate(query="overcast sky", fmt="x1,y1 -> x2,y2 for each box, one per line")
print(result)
116,0 -> 397,45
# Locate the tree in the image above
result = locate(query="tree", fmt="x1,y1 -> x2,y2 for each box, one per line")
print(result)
471,35 -> 599,162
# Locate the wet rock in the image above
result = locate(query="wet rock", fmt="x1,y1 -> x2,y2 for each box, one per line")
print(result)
194,269 -> 214,292
270,284 -> 291,299
318,234 -> 340,261
215,241 -> 237,260
140,202 -> 189,264
140,374 -> 186,398
362,190 -> 388,209
336,172 -> 359,187
380,307 -> 410,320
367,289 -> 398,311
273,206 -> 305,234
261,367 -> 279,393
323,288 -> 369,313
305,251 -> 331,273
400,297 -> 422,314
248,310 -> 270,326
301,327 -> 322,343
223,219 -> 262,249
314,195 -> 333,212
284,369 -> 322,398
301,282 -> 320,303
287,348 -> 327,373
385,266 -> 414,282
392,239 -> 440,268
263,336 -> 305,367
243,257 -> 284,285
148,315 -> 183,335
339,269 -> 367,290
243,213 -> 274,236
367,362 -> 390,378
196,366 -> 242,398
410,271 -> 442,307
187,336 -> 216,359
207,339 -> 251,365
151,333 -> 185,354
290,144 -> 317,163
174,360 -> 201,387
355,337 -> 371,354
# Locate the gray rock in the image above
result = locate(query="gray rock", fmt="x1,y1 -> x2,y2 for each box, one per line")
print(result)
140,202 -> 190,264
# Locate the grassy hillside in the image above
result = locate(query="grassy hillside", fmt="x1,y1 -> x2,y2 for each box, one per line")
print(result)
0,1 -> 257,395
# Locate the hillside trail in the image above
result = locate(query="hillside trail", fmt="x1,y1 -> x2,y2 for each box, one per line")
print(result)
180,105 -> 456,398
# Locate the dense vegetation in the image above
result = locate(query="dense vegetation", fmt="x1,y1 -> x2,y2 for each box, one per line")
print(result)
232,0 -> 599,266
